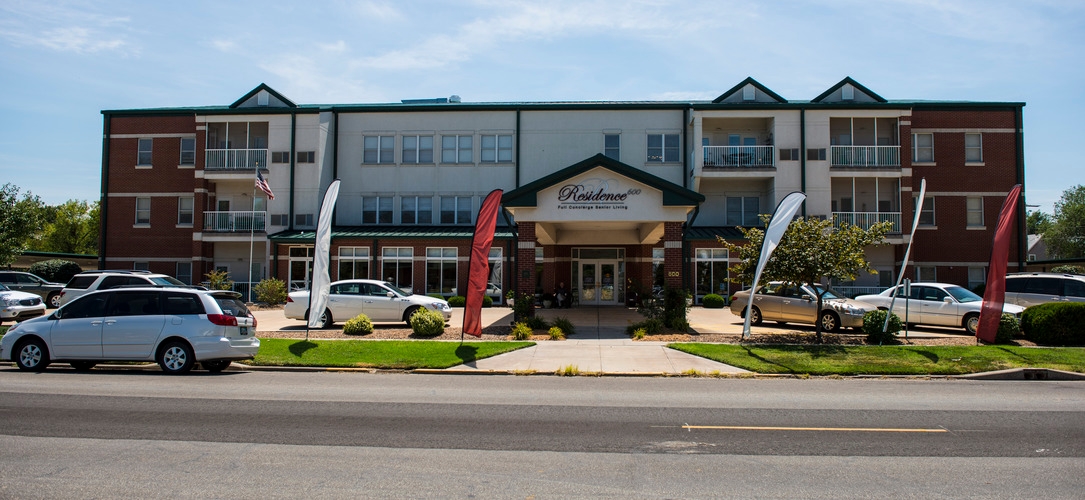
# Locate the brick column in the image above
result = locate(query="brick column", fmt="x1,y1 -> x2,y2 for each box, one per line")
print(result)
663,222 -> 684,289
516,221 -> 536,317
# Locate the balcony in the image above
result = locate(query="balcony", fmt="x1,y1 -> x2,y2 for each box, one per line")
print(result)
832,211 -> 901,234
205,149 -> 268,170
703,146 -> 775,168
203,211 -> 267,232
830,146 -> 900,167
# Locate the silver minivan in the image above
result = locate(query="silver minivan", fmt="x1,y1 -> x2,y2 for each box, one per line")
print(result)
1004,272 -> 1085,307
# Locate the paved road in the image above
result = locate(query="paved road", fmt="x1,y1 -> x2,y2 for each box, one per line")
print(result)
2,370 -> 1083,498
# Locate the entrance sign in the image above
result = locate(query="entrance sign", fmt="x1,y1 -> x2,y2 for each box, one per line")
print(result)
556,178 -> 642,212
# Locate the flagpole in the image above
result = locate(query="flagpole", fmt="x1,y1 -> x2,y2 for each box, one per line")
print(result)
248,163 -> 258,303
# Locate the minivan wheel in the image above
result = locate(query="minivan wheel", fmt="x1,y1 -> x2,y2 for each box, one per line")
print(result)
15,338 -> 50,372
70,361 -> 96,371
48,293 -> 62,309
964,313 -> 980,335
820,311 -> 841,332
158,341 -> 195,374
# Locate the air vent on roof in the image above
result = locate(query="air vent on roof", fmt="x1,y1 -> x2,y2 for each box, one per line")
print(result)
842,84 -> 854,101
449,95 -> 461,103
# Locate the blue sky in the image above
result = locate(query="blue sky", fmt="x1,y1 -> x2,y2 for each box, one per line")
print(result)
1,0 -> 1082,213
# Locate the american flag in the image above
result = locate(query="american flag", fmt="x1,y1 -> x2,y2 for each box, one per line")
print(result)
255,170 -> 275,200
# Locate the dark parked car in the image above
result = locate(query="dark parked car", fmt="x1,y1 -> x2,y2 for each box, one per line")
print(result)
0,271 -> 65,308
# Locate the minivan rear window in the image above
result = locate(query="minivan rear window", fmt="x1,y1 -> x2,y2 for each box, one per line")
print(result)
214,297 -> 251,317
65,276 -> 98,289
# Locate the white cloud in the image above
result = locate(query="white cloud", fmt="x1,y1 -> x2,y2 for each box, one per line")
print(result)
0,1 -> 131,54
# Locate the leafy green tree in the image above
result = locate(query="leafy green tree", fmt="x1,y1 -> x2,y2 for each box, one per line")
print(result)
1045,185 -> 1085,259
0,183 -> 46,266
719,216 -> 892,342
1026,209 -> 1052,235
33,200 -> 100,255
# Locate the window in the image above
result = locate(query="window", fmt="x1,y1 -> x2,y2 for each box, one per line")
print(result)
295,213 -> 314,226
917,196 -> 935,226
726,196 -> 760,226
695,248 -> 729,302
913,133 -> 934,162
338,247 -> 370,280
270,214 -> 288,226
440,196 -> 472,224
402,135 -> 433,163
442,135 -> 472,163
271,151 -> 290,163
426,247 -> 458,296
966,197 -> 984,227
915,266 -> 937,282
137,138 -> 153,165
652,248 -> 665,289
133,262 -> 149,271
779,148 -> 800,161
176,262 -> 192,285
647,133 -> 679,162
382,247 -> 413,291
604,134 -> 620,160
363,135 -> 395,164
481,134 -> 513,163
968,267 -> 986,290
135,197 -> 151,225
179,138 -> 195,165
362,196 -> 393,224
806,148 -> 826,161
177,197 -> 193,225
401,196 -> 432,224
296,151 -> 315,163
965,133 -> 982,163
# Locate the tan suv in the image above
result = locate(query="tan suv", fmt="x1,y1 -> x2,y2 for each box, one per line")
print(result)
1004,272 -> 1085,307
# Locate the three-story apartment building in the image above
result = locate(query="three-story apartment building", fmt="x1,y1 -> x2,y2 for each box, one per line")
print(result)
99,77 -> 1026,305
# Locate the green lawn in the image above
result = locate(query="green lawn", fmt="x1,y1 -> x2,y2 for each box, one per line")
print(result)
669,343 -> 1085,376
251,338 -> 534,369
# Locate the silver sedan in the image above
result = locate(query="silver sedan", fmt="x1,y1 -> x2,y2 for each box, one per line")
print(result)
856,282 -> 1025,335
730,282 -> 876,332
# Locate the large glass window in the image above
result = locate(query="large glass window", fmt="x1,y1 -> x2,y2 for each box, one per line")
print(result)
440,196 -> 472,224
401,196 -> 432,224
338,247 -> 370,280
381,247 -> 413,292
135,197 -> 151,225
652,248 -> 665,289
402,135 -> 433,164
137,138 -> 153,165
362,196 -> 393,224
695,248 -> 729,303
426,247 -> 457,296
726,196 -> 760,226
480,134 -> 513,163
913,133 -> 934,162
647,133 -> 679,162
441,135 -> 472,163
363,135 -> 395,164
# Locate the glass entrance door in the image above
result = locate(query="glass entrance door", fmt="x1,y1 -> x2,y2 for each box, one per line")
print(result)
579,261 -> 618,305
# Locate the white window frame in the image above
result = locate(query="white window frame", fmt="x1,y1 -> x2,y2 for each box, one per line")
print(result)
917,196 -> 936,226
912,133 -> 934,163
338,247 -> 370,280
402,135 -> 433,164
401,196 -> 432,224
966,197 -> 984,227
381,247 -> 413,291
425,247 -> 458,296
480,134 -> 513,163
177,196 -> 193,226
135,197 -> 151,225
176,261 -> 193,285
179,138 -> 195,166
442,135 -> 473,164
363,135 -> 395,164
604,134 -> 620,160
965,133 -> 982,163
694,248 -> 729,301
915,265 -> 937,282
137,138 -> 153,166
967,266 -> 986,291
440,196 -> 472,224
651,247 -> 665,288
362,196 -> 393,224
647,133 -> 679,162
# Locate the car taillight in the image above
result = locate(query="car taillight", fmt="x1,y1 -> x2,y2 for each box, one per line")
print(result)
251,315 -> 258,328
286,296 -> 294,302
207,314 -> 238,326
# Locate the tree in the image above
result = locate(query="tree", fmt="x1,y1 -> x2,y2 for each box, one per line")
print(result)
1045,185 -> 1085,259
33,200 -> 100,255
0,183 -> 45,266
1026,209 -> 1052,235
719,216 -> 893,342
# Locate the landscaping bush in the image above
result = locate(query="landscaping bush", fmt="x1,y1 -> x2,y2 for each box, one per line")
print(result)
548,326 -> 565,340
409,308 -> 446,337
632,328 -> 647,340
1051,265 -> 1085,274
862,309 -> 902,343
252,277 -> 287,305
1021,302 -> 1085,346
205,269 -> 234,291
626,317 -> 664,337
27,259 -> 82,283
550,316 -> 575,336
343,314 -> 374,335
511,292 -> 534,321
511,322 -> 533,340
524,315 -> 549,330
702,293 -> 726,309
662,287 -> 691,329
482,295 -> 493,308
447,295 -> 466,307
995,313 -> 1020,344
670,318 -> 690,333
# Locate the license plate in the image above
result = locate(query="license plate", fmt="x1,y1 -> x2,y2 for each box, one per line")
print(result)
240,326 -> 248,336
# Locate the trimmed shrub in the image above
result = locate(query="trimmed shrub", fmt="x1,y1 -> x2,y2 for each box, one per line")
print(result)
524,315 -> 548,330
27,259 -> 82,283
1021,302 -> 1085,346
548,326 -> 565,340
626,318 -> 664,336
409,308 -> 446,337
447,295 -> 466,307
995,313 -> 1020,344
550,316 -> 575,336
205,270 -> 233,291
252,277 -> 287,305
343,314 -> 374,335
1051,265 -> 1085,274
511,292 -> 534,321
632,328 -> 647,340
482,295 -> 493,308
702,293 -> 726,309
511,322 -> 533,340
862,309 -> 903,343
662,287 -> 691,329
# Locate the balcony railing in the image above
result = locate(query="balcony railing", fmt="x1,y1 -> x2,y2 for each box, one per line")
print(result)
703,145 -> 775,168
832,211 -> 901,233
205,149 -> 268,170
830,145 -> 900,167
203,211 -> 267,232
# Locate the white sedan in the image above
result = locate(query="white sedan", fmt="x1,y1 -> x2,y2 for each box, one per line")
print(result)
0,283 -> 46,324
284,279 -> 452,328
856,282 -> 1025,335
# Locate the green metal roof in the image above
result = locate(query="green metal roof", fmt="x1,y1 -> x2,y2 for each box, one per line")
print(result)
685,226 -> 748,241
268,225 -> 516,243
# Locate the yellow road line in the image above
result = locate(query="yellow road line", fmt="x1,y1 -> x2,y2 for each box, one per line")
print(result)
682,424 -> 948,433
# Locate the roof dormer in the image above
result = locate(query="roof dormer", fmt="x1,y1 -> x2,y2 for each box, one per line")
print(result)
712,77 -> 787,104
811,77 -> 886,103
230,83 -> 297,109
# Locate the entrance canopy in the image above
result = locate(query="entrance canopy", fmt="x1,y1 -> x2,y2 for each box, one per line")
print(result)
502,154 -> 704,245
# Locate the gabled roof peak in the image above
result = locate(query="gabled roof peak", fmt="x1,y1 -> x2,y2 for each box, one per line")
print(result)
812,77 -> 886,103
230,83 -> 297,109
712,77 -> 787,104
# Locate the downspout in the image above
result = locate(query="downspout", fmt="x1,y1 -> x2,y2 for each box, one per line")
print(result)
289,112 -> 297,230
800,108 -> 807,217
98,113 -> 111,270
683,107 -> 689,189
332,110 -> 339,226
1015,106 -> 1026,271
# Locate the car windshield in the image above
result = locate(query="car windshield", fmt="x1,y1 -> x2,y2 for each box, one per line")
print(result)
150,276 -> 186,286
382,282 -> 410,296
808,284 -> 844,300
946,285 -> 982,303
0,283 -> 9,291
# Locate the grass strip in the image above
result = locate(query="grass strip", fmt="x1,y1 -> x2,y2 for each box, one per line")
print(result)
251,338 -> 534,369
668,343 -> 1085,375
